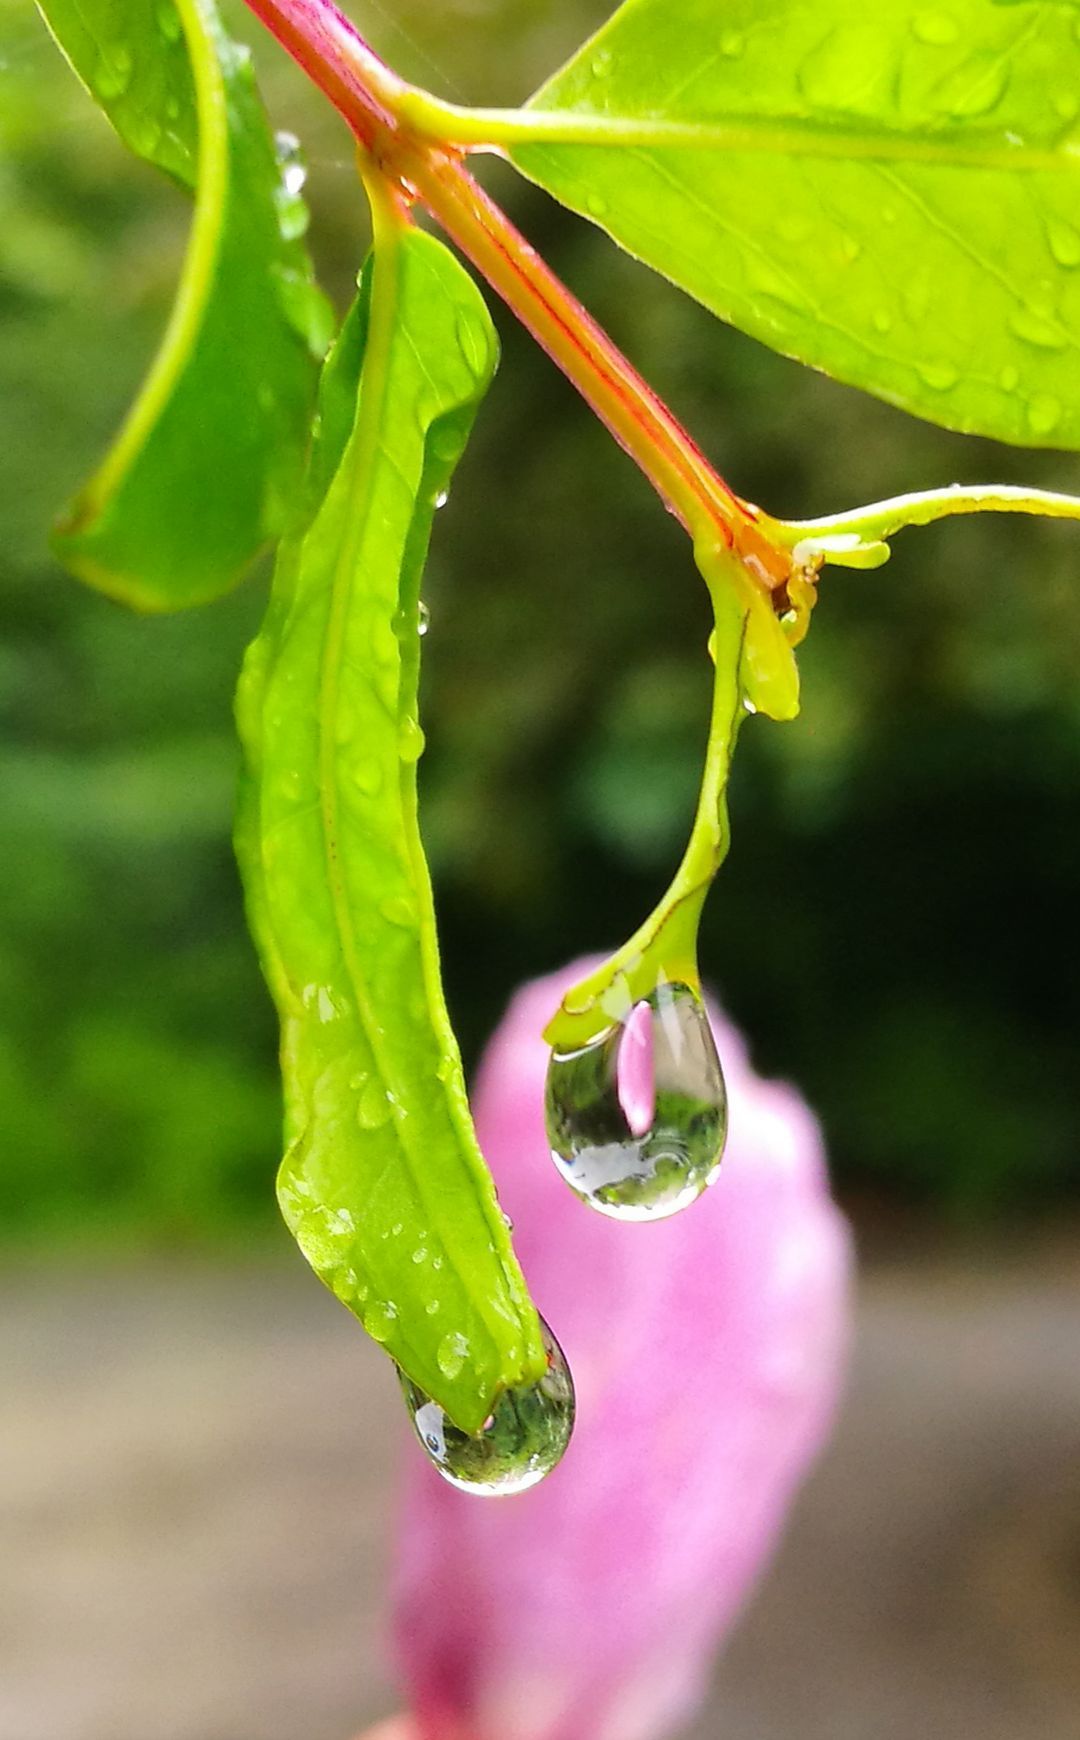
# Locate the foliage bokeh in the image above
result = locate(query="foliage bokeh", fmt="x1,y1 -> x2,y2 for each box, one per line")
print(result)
3,0 -> 1079,1241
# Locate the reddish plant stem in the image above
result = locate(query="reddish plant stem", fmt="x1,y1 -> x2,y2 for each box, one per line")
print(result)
240,0 -> 793,590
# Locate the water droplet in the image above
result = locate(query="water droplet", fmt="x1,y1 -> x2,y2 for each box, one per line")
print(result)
380,894 -> 417,929
586,194 -> 608,219
412,1245 -> 429,1266
931,55 -> 1009,119
366,1299 -> 398,1343
274,131 -> 309,241
917,360 -> 959,392
1053,89 -> 1079,123
798,25 -> 886,113
352,760 -> 382,797
398,717 -> 426,763
872,307 -> 893,334
1047,218 -> 1080,268
94,45 -> 133,100
590,47 -> 613,78
911,11 -> 959,45
434,488 -> 449,511
545,981 -> 727,1221
357,1078 -> 393,1130
1008,305 -> 1067,351
399,1317 -> 575,1496
157,2 -> 183,43
1027,393 -> 1062,437
272,266 -> 334,359
437,1331 -> 471,1380
839,234 -> 861,263
418,601 -> 431,636
720,29 -> 745,58
999,364 -> 1020,392
426,1300 -> 440,1316
455,310 -> 488,382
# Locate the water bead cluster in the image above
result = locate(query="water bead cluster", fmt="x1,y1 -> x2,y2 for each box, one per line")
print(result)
401,967 -> 728,1497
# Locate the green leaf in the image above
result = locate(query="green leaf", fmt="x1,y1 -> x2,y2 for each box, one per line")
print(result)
510,0 -> 1080,449
234,219 -> 546,1432
36,0 -> 333,609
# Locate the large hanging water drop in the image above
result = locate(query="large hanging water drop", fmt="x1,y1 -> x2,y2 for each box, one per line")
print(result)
545,980 -> 727,1220
399,1317 -> 574,1496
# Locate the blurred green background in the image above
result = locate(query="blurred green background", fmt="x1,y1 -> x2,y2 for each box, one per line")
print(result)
3,0 -> 1079,1246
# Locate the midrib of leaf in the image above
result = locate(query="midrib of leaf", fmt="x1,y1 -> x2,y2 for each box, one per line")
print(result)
77,0 -> 227,511
413,98 -> 1080,175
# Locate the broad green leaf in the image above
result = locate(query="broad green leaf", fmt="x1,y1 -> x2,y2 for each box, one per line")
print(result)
511,0 -> 1080,448
37,0 -> 333,608
234,221 -> 546,1432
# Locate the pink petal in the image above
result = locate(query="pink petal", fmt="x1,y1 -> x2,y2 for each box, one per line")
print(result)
392,959 -> 852,1740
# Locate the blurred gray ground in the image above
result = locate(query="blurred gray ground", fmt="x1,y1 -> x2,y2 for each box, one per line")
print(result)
2,1235 -> 1078,1740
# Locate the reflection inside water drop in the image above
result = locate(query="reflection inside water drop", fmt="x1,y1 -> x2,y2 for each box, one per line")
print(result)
545,981 -> 727,1220
398,1317 -> 574,1497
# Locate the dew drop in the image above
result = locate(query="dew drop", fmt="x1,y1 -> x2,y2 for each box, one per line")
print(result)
352,760 -> 382,797
366,1299 -> 398,1343
437,1331 -> 471,1380
455,310 -> 488,381
586,193 -> 608,219
380,894 -> 418,929
398,717 -> 426,763
911,11 -> 959,45
426,1300 -> 440,1316
1008,305 -> 1067,351
932,55 -> 1010,120
917,360 -> 959,392
94,46 -> 133,100
157,1 -> 183,43
590,47 -> 613,78
272,265 -> 334,359
1047,218 -> 1080,269
999,364 -> 1020,392
1027,393 -> 1062,437
357,1078 -> 393,1130
545,980 -> 727,1221
418,601 -> 431,635
274,131 -> 309,241
720,29 -> 745,58
399,1317 -> 575,1496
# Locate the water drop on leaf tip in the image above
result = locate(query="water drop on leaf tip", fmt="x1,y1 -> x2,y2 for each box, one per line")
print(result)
545,980 -> 727,1221
399,1318 -> 575,1496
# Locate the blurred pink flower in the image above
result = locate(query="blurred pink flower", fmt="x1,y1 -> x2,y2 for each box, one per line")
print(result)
389,960 -> 852,1740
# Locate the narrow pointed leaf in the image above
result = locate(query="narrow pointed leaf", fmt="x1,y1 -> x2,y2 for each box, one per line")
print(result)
37,0 -> 333,608
513,0 -> 1080,448
235,225 -> 546,1432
